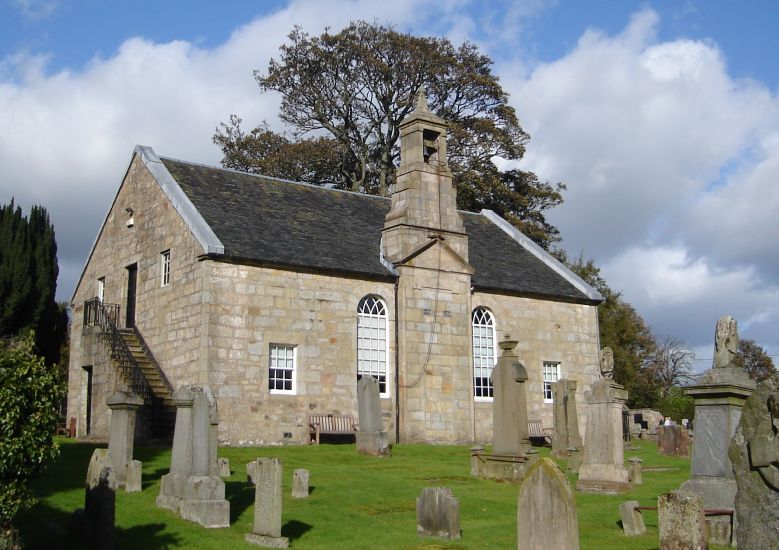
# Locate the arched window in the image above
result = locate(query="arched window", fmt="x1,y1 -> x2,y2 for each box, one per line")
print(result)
357,295 -> 389,396
472,307 -> 496,399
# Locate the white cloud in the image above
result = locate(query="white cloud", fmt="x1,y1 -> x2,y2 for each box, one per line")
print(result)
11,0 -> 59,20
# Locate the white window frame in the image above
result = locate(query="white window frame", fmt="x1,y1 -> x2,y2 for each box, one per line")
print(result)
97,277 -> 105,302
160,249 -> 171,287
269,344 -> 297,395
357,295 -> 389,398
472,307 -> 497,401
543,361 -> 561,403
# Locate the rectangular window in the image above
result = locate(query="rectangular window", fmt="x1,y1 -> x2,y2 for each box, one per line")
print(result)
97,277 -> 105,302
160,250 -> 171,287
543,361 -> 561,403
269,344 -> 296,394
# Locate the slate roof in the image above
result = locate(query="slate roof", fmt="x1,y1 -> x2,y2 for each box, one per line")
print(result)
161,157 -> 598,304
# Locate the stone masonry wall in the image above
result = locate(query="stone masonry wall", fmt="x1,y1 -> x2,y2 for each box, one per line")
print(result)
471,292 -> 601,445
67,154 -> 207,438
206,263 -> 396,446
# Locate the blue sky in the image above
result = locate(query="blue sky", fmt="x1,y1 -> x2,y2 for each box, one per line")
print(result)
1,0 -> 777,365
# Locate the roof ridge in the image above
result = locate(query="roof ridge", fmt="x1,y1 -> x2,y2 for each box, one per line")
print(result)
159,155 -> 394,203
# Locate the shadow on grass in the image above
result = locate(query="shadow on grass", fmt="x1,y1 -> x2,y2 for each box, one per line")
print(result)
282,519 -> 313,542
16,500 -> 182,550
226,480 -> 255,523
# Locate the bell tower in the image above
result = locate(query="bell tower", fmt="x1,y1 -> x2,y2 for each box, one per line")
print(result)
383,88 -> 474,444
382,87 -> 468,263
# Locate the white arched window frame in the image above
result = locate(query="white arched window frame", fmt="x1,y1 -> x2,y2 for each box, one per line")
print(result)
357,295 -> 389,397
472,307 -> 497,400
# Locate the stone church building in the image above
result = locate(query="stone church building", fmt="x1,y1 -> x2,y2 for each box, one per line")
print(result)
67,94 -> 602,446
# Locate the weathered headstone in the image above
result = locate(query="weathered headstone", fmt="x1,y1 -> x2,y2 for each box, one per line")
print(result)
416,487 -> 460,540
492,336 -> 530,456
680,316 -> 754,546
627,457 -> 643,485
218,457 -> 230,477
619,501 -> 646,536
157,385 -> 229,528
125,460 -> 142,493
657,425 -> 690,457
106,390 -> 143,489
658,491 -> 707,550
729,377 -> 779,550
245,458 -> 289,548
472,336 -> 535,481
552,379 -> 583,459
600,346 -> 614,379
355,376 -> 390,456
72,448 -> 117,550
291,468 -> 309,499
517,458 -> 579,550
576,366 -> 631,494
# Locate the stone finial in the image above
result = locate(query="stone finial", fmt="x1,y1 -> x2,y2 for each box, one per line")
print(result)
498,334 -> 518,353
600,347 -> 614,379
713,315 -> 739,369
414,85 -> 431,114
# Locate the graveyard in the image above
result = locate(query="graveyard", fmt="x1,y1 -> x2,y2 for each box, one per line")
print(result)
14,436 -> 732,549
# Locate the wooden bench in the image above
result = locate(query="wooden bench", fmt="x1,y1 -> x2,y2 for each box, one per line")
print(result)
308,414 -> 357,444
528,419 -> 553,446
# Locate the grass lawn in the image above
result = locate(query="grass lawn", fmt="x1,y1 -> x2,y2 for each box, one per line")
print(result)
14,437 -> 730,549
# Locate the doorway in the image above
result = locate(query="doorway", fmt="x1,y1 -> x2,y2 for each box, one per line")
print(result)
82,366 -> 93,435
126,263 -> 137,328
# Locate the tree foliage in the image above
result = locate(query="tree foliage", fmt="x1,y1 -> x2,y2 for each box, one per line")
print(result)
735,338 -> 776,382
0,332 -> 63,526
0,200 -> 66,365
214,21 -> 565,249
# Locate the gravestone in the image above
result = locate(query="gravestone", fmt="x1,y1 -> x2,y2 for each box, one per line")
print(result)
517,458 -> 579,550
157,385 -> 229,528
627,457 -> 643,485
291,468 -> 309,499
106,390 -> 143,489
658,491 -> 707,550
245,458 -> 289,548
551,379 -> 583,459
576,359 -> 631,494
729,377 -> 779,550
416,487 -> 460,540
680,316 -> 754,546
619,500 -> 646,536
355,376 -> 390,456
125,460 -> 142,493
472,336 -> 534,480
218,458 -> 230,477
657,425 -> 690,457
71,448 -> 117,550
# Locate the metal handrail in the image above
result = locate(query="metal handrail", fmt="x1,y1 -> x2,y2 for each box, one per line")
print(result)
83,297 -> 152,402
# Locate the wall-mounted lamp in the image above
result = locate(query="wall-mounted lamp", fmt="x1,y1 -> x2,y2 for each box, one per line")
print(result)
125,207 -> 135,228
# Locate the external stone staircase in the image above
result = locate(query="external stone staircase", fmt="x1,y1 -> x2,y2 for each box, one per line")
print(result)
117,328 -> 176,441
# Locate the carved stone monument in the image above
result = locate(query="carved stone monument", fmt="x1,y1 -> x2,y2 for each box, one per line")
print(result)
729,377 -> 779,550
416,487 -> 461,540
471,335 -> 535,480
600,346 -> 614,380
106,390 -> 143,490
680,316 -> 754,546
245,457 -> 289,548
156,385 -> 229,528
551,379 -> 583,459
517,458 -> 579,550
576,355 -> 631,494
356,375 -> 391,457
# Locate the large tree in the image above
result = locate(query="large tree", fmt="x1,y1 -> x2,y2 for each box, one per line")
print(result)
0,200 -> 65,364
214,21 -> 564,249
735,338 -> 776,382
644,336 -> 696,398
